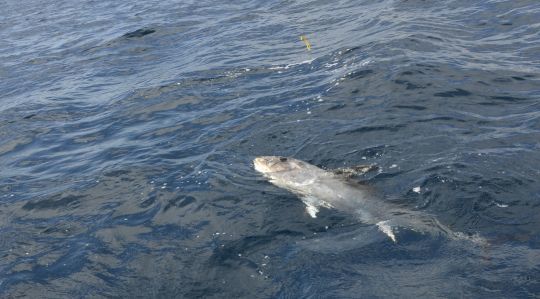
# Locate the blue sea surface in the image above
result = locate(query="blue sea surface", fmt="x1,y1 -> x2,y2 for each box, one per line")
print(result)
1,0 -> 540,297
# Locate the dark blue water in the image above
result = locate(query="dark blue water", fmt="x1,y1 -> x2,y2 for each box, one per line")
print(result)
2,0 -> 540,297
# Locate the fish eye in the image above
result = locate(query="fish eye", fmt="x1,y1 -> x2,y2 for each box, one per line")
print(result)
279,157 -> 288,162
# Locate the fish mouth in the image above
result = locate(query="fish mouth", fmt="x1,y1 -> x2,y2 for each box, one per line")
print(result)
254,156 -> 296,174
253,156 -> 285,173
253,156 -> 272,174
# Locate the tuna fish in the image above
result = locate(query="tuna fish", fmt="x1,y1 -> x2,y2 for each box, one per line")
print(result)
254,156 -> 482,243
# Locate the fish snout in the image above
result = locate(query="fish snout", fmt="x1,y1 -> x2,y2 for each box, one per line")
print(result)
253,156 -> 273,173
253,156 -> 297,174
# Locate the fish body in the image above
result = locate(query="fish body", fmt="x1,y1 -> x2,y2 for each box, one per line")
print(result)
253,156 -> 479,243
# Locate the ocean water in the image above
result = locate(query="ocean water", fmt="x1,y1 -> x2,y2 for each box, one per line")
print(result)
1,0 -> 540,297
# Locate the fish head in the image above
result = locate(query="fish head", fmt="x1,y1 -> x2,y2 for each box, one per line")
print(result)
253,156 -> 304,174
253,156 -> 322,191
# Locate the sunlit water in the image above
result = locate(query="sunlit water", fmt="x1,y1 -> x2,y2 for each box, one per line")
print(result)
1,0 -> 540,297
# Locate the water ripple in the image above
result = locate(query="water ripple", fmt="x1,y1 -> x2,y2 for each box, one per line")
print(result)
2,0 -> 540,297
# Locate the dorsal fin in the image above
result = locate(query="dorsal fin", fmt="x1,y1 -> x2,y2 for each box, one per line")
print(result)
331,164 -> 378,178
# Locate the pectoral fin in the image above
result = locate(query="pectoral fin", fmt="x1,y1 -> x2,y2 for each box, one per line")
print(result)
301,196 -> 332,218
376,220 -> 397,243
305,203 -> 319,218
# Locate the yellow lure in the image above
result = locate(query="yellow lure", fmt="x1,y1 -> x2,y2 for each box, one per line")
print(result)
300,35 -> 312,51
